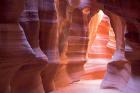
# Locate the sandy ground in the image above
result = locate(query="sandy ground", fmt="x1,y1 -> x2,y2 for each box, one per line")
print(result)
51,80 -> 121,93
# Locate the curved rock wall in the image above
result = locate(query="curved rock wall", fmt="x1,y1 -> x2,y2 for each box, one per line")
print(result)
97,0 -> 140,93
0,0 -> 140,93
0,0 -> 47,93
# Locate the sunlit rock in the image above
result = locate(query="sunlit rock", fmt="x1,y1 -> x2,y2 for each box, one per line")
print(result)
98,0 -> 140,92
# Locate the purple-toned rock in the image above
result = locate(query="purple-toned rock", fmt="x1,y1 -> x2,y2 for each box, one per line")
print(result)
97,0 -> 140,92
38,0 -> 60,92
0,0 -> 46,93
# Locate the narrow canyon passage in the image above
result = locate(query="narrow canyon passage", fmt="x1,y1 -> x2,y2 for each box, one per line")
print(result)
51,11 -> 118,93
1,1 -> 139,93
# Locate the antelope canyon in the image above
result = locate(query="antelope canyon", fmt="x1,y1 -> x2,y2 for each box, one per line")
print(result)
0,0 -> 139,93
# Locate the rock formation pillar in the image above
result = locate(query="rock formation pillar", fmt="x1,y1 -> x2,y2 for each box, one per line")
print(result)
123,22 -> 140,93
97,1 -> 140,92
0,1 -> 24,93
0,0 -> 46,93
20,0 -> 48,61
65,7 -> 89,82
38,0 -> 60,92
54,0 -> 91,83
100,11 -> 131,91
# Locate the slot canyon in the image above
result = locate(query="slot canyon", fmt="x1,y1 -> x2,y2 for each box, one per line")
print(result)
0,0 -> 140,93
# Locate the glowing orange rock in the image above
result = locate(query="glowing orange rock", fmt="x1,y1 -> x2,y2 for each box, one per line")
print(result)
88,11 -> 115,59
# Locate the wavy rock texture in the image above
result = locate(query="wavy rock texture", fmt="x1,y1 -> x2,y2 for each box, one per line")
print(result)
0,1 -> 46,93
54,0 -> 89,87
20,0 -> 60,92
0,0 -> 140,93
97,0 -> 140,93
